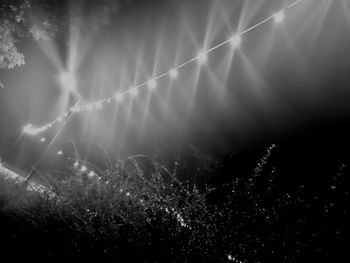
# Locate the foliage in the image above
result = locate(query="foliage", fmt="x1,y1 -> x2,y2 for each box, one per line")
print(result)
0,146 -> 350,262
0,0 -> 122,87
0,0 -> 28,69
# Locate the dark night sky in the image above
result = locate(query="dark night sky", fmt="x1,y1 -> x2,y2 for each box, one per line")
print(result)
0,0 -> 350,173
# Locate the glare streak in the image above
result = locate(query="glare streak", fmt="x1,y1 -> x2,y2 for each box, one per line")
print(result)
23,0 -> 303,137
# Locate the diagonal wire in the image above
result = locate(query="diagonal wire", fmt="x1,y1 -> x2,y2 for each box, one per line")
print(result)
24,115 -> 72,182
24,0 -> 304,136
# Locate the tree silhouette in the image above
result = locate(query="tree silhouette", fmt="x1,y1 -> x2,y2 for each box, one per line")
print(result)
0,0 -> 123,87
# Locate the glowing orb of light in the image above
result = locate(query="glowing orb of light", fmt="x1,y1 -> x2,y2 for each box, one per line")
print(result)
70,105 -> 81,113
73,161 -> 79,167
197,51 -> 208,63
229,34 -> 242,48
23,124 -> 36,135
88,171 -> 96,178
57,150 -> 63,156
86,104 -> 94,111
80,165 -> 87,172
147,79 -> 157,90
115,92 -> 124,102
273,11 -> 285,23
59,72 -> 77,92
169,69 -> 178,78
130,87 -> 138,97
95,101 -> 103,109
23,124 -> 41,136
40,137 -> 46,142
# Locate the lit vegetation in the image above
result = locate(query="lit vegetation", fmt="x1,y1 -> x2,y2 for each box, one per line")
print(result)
0,146 -> 349,262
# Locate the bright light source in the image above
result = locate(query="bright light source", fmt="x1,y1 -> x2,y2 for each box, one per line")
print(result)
229,34 -> 242,48
88,171 -> 96,178
80,165 -> 87,172
130,87 -> 138,97
115,93 -> 124,102
40,137 -> 46,142
57,150 -> 63,156
273,11 -> 285,23
23,123 -> 50,136
73,161 -> 79,167
147,79 -> 157,90
95,101 -> 103,109
23,124 -> 35,135
59,72 -> 77,92
86,104 -> 94,111
197,51 -> 208,63
70,105 -> 80,112
169,69 -> 178,78
23,124 -> 40,136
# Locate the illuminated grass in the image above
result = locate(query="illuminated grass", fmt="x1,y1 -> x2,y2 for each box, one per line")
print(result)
0,147 -> 349,262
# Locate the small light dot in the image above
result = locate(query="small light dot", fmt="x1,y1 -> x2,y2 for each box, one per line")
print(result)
147,79 -> 157,90
95,101 -> 103,109
80,165 -> 87,172
23,124 -> 40,135
273,11 -> 285,23
229,34 -> 241,48
40,137 -> 46,142
197,51 -> 208,63
169,69 -> 178,78
88,171 -> 95,178
130,87 -> 138,97
57,150 -> 63,156
115,93 -> 124,102
73,161 -> 79,167
71,105 -> 80,112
